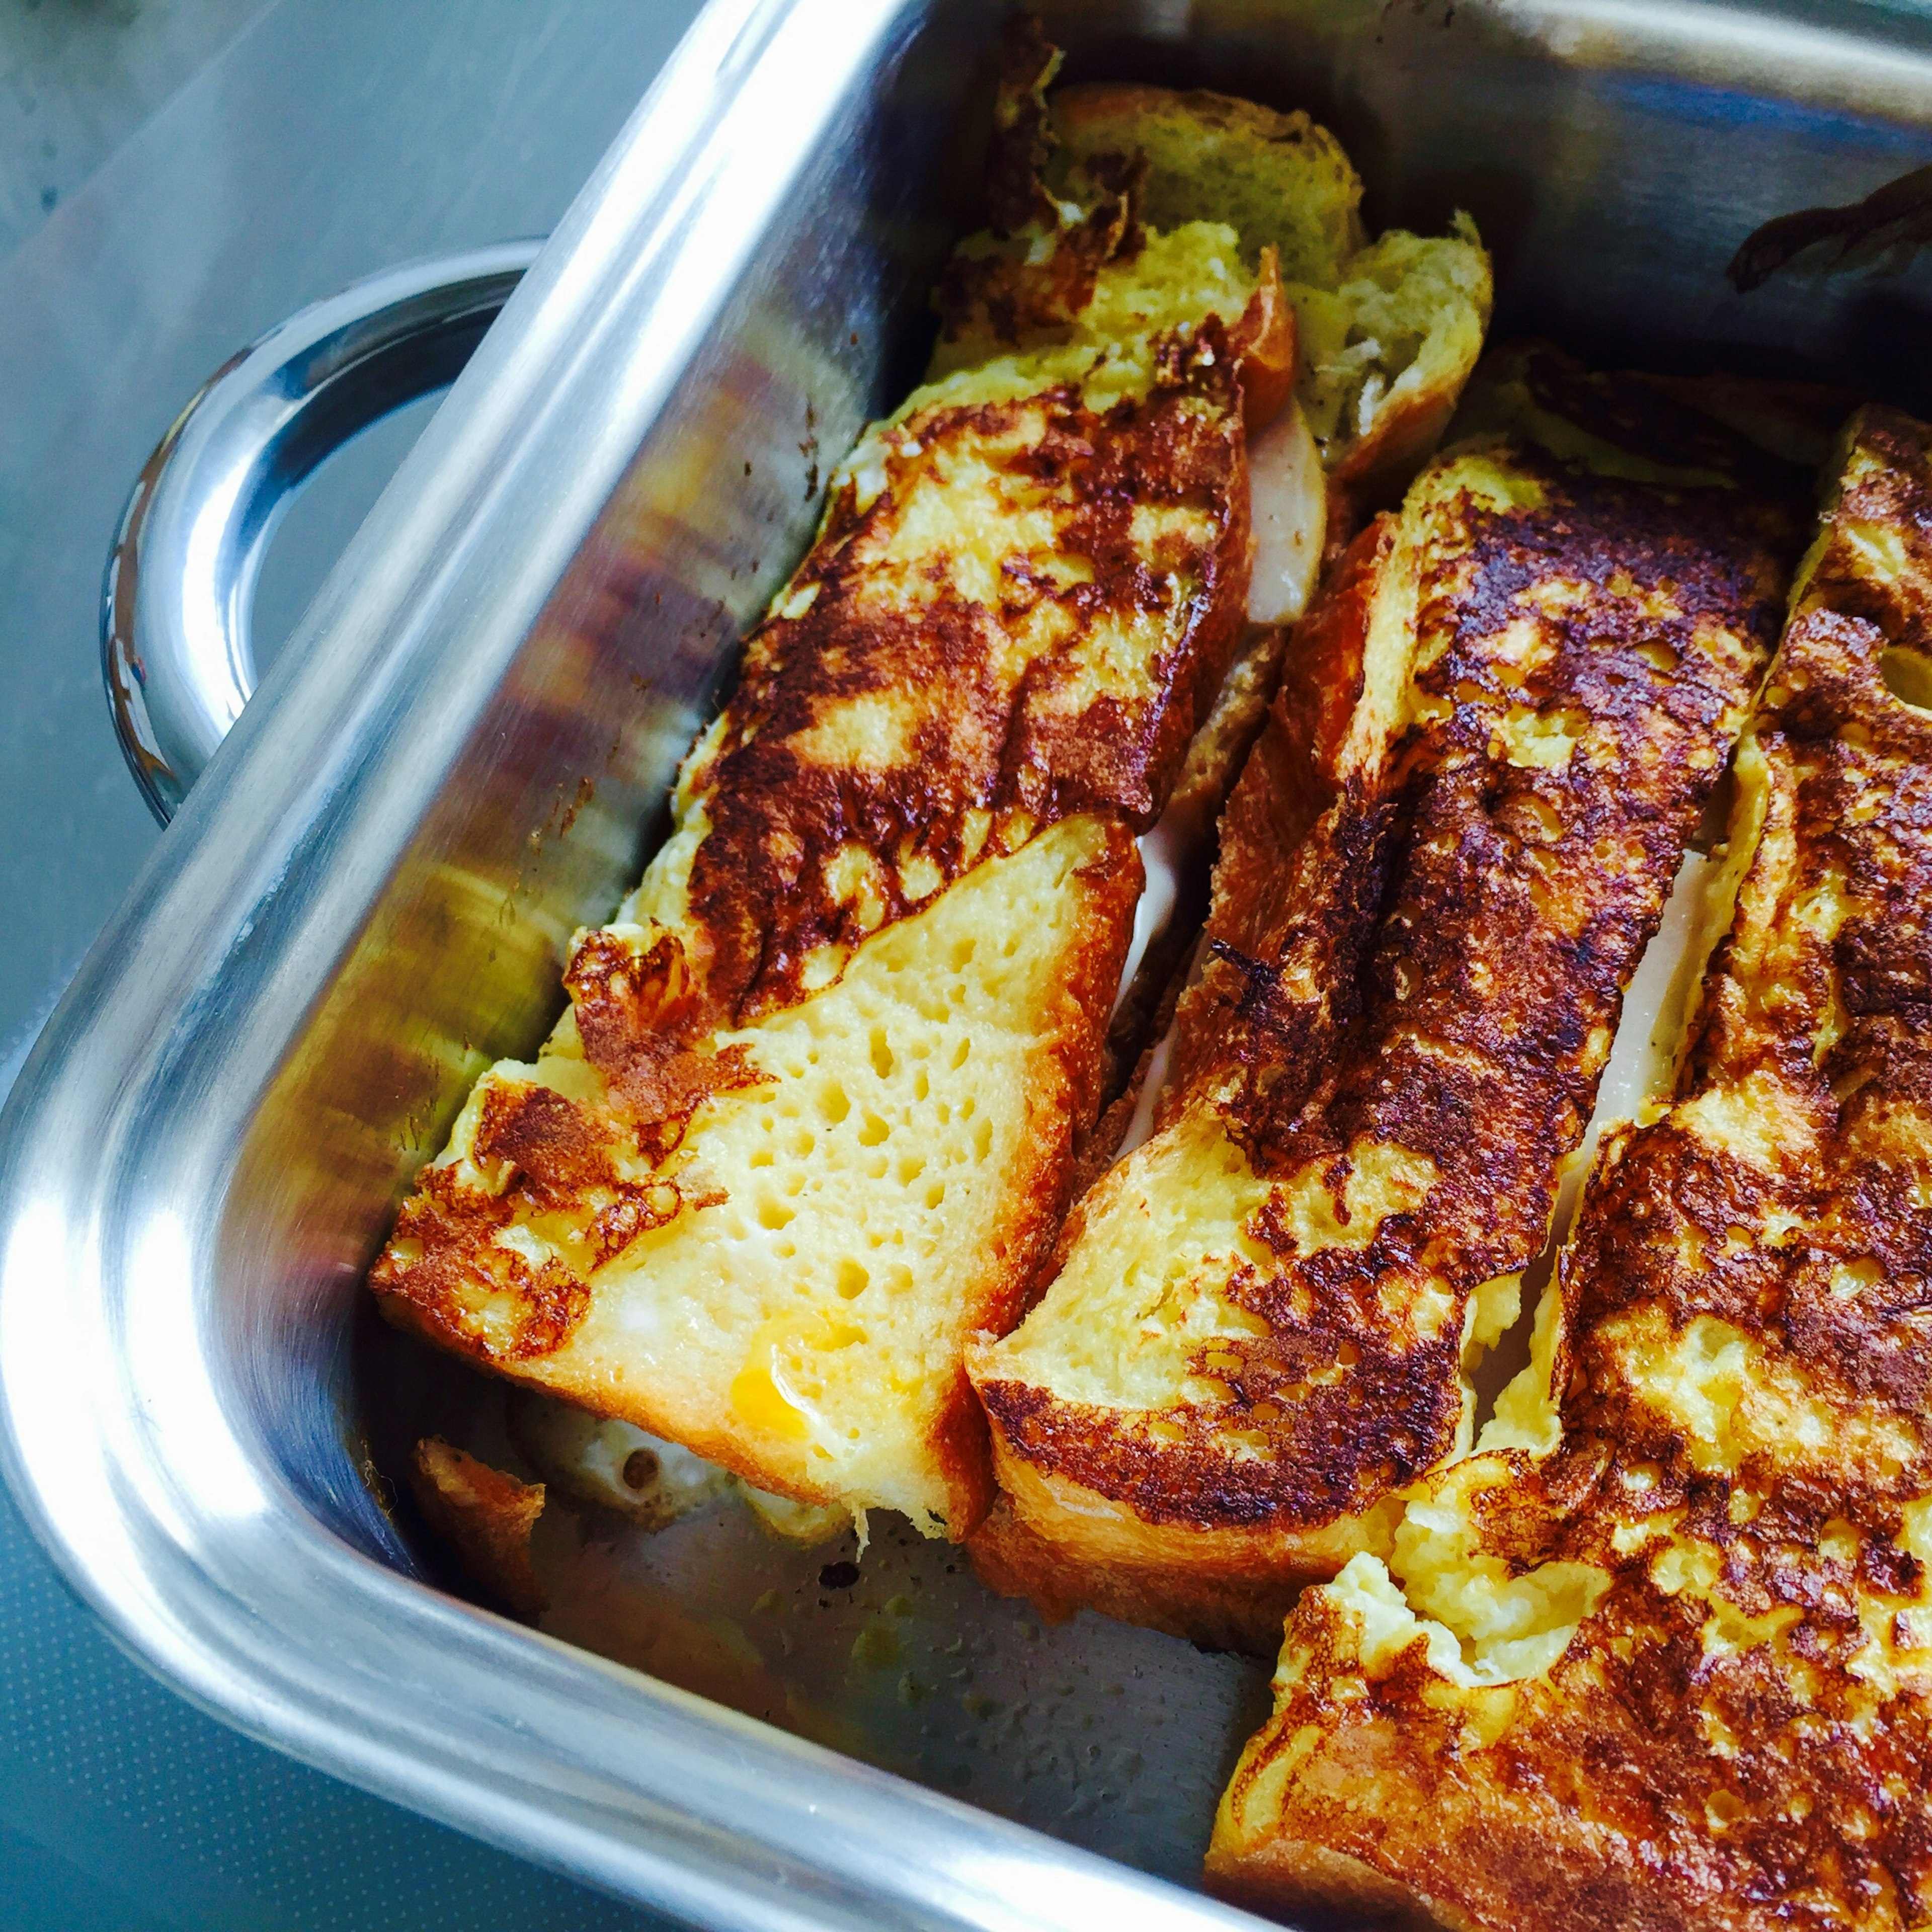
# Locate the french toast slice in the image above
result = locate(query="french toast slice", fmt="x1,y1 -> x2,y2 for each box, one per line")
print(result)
1209,406 -> 1932,1932
373,42 -> 1348,1540
931,30 -> 1492,512
968,363 -> 1797,1648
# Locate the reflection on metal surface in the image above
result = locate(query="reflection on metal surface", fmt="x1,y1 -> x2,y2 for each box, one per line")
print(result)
125,1211 -> 268,1526
101,244 -> 539,823
8,0 -> 1932,1928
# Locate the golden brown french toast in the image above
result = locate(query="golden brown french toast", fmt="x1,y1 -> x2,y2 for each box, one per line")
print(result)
1209,405 -> 1932,1931
932,27 -> 1491,511
969,362 -> 1798,1648
371,29 -> 1367,1541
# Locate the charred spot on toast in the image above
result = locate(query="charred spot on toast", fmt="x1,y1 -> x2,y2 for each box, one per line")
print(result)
978,1329 -> 1462,1530
372,1079 -> 694,1361
376,1161 -> 595,1362
942,21 -> 1147,356
1208,451 -> 1795,1156
1570,591 -> 1932,1508
981,13 -> 1067,240
564,926 -> 766,1160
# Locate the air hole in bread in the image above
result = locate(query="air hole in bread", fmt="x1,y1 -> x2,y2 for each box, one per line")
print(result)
1881,644 -> 1932,711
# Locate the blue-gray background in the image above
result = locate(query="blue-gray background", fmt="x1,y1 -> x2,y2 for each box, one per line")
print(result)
0,2 -> 706,1923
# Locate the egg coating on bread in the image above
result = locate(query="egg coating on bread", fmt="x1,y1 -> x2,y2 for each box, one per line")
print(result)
372,280 -> 1259,1536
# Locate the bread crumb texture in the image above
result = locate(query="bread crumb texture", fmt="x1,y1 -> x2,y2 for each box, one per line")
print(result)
1211,407 -> 1932,1932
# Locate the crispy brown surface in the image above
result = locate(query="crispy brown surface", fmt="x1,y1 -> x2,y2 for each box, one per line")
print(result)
1175,514 -> 1388,1074
681,336 -> 1249,1039
1471,340 -> 1815,488
982,14 -> 1064,239
1211,454 -> 1786,1166
1213,407 -> 1932,1932
968,1492 -> 1307,1657
374,1072 -> 694,1362
979,430 -> 1795,1548
409,1437 -> 547,1618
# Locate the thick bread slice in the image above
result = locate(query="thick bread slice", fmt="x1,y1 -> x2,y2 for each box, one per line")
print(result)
969,372 -> 1796,1645
1037,75 -> 1491,503
1210,406 -> 1932,1931
929,27 -> 1488,510
928,25 -> 1298,427
372,231 -> 1270,1537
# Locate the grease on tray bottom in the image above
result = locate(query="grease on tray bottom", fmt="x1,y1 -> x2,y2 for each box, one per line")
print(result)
361,1319 -> 1269,1884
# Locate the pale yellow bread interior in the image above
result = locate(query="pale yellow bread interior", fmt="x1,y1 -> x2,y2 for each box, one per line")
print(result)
409,813 -> 1137,1537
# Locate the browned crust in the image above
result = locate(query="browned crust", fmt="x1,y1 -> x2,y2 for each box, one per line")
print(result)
1637,371 -> 1857,472
681,334 -> 1251,1040
1095,613 -> 1303,1125
985,442 -> 1796,1542
1206,1834 -> 1477,1932
409,1437 -> 547,1618
1456,342 -> 1828,500
1217,406 -> 1932,1932
562,928 -> 765,1158
982,14 -> 1063,238
937,166 -> 1142,354
1180,514 -> 1386,1073
374,1081 -> 692,1362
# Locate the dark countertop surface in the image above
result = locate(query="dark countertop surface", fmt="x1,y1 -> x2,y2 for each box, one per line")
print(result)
0,3 -> 703,1924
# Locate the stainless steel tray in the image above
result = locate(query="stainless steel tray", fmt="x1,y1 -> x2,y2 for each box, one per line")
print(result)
7,2 -> 1932,1926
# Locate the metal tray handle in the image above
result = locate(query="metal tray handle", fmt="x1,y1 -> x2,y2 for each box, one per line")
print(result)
102,241 -> 541,823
